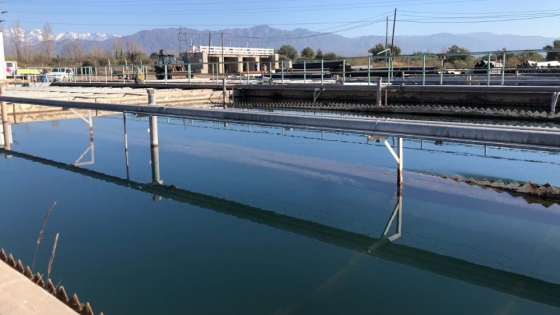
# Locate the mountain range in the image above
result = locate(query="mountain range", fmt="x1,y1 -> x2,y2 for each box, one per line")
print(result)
2,25 -> 557,57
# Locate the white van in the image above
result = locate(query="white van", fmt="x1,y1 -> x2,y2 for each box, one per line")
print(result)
47,67 -> 74,82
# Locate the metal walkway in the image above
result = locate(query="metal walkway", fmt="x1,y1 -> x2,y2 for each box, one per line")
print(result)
1,93 -> 560,151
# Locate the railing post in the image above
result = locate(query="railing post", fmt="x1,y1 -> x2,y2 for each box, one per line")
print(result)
367,57 -> 371,85
246,62 -> 250,85
501,52 -> 506,86
376,77 -> 382,106
164,64 -> 168,85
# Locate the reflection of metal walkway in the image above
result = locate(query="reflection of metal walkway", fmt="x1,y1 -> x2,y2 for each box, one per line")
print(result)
3,148 -> 560,308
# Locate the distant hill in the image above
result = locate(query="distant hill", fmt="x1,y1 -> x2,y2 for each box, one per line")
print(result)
3,25 -> 558,57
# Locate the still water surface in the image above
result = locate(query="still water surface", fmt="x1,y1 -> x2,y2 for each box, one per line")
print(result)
1,113 -> 560,314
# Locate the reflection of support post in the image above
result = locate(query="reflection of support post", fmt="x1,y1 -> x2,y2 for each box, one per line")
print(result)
151,145 -> 162,186
73,141 -> 95,166
380,193 -> 402,242
368,193 -> 402,252
123,113 -> 130,181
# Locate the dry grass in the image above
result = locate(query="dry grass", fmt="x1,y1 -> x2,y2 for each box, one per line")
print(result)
47,233 -> 59,281
32,201 -> 57,271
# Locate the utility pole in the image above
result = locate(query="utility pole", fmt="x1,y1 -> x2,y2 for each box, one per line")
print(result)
385,15 -> 389,66
208,32 -> 211,50
390,9 -> 397,56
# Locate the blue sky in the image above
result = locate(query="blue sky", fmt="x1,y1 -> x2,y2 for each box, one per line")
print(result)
1,0 -> 560,38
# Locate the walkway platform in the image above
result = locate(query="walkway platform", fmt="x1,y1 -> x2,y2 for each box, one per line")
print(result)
0,261 -> 77,315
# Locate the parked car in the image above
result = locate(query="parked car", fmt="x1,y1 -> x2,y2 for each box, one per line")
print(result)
47,67 -> 74,82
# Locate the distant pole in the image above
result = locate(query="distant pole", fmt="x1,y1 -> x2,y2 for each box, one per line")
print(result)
390,9 -> 397,56
208,32 -> 211,50
221,32 -> 225,78
178,26 -> 181,57
385,16 -> 389,66
385,16 -> 389,49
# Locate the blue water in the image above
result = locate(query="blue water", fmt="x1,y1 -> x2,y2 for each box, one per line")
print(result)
1,113 -> 560,314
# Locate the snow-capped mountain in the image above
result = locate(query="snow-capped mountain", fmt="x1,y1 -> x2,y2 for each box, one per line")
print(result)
3,28 -> 119,44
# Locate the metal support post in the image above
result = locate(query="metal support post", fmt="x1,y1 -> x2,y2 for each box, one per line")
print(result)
487,52 -> 491,87
222,78 -> 227,107
1,86 -> 11,149
105,66 -> 108,84
123,65 -> 126,85
397,137 -> 403,194
148,89 -> 158,148
188,64 -> 192,85
304,60 -> 306,84
246,62 -> 250,85
501,52 -> 506,86
422,55 -> 426,86
383,137 -> 403,194
342,60 -> 346,84
367,57 -> 371,85
164,65 -> 168,85
551,92 -> 559,115
281,61 -> 284,84
376,77 -> 382,106
440,59 -> 444,85
321,59 -> 324,86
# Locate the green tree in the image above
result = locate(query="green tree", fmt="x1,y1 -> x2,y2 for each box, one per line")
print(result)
544,40 -> 560,61
300,47 -> 315,59
149,52 -> 159,59
445,45 -> 470,62
323,52 -> 339,60
315,49 -> 323,59
368,43 -> 401,56
277,45 -> 298,59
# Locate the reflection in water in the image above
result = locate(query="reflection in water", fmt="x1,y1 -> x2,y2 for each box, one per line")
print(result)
73,140 -> 94,166
2,139 -> 560,308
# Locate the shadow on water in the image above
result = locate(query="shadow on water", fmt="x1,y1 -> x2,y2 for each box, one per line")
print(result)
2,146 -> 560,308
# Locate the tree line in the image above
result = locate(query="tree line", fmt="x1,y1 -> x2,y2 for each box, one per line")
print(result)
5,21 -> 155,67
